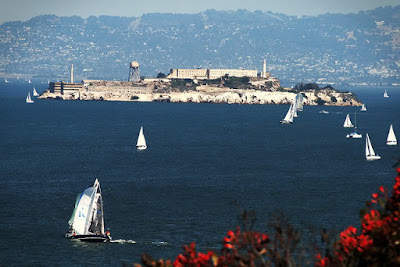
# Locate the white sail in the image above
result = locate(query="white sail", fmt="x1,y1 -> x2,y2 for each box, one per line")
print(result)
295,93 -> 304,111
26,92 -> 34,103
280,104 -> 294,124
343,114 -> 354,128
136,126 -> 147,150
384,90 -> 389,98
360,104 -> 366,112
69,179 -> 105,235
28,78 -> 31,84
365,133 -> 381,160
4,78 -> 8,83
33,87 -> 39,97
387,124 -> 397,145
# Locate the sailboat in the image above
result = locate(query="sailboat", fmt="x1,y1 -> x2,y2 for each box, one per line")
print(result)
26,92 -> 34,103
65,179 -> 111,242
360,104 -> 367,112
343,114 -> 354,128
136,126 -> 147,150
346,112 -> 362,138
32,87 -> 39,97
365,133 -> 381,161
387,124 -> 397,145
280,104 -> 294,124
383,90 -> 389,98
28,78 -> 31,84
4,78 -> 9,83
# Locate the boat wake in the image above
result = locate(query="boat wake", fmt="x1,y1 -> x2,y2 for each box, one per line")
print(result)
110,239 -> 137,244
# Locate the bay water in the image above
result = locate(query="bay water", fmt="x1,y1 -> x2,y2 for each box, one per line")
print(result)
0,80 -> 399,265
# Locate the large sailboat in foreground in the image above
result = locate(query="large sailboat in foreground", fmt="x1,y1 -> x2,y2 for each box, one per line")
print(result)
365,134 -> 381,161
136,126 -> 147,150
66,179 -> 111,242
387,124 -> 397,145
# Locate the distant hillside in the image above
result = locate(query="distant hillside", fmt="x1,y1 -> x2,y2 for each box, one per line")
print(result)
0,6 -> 399,86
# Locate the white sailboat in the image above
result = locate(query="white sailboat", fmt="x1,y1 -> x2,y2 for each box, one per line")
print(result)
346,112 -> 362,139
28,78 -> 31,84
4,78 -> 9,83
25,92 -> 34,103
343,114 -> 354,128
32,87 -> 39,97
66,179 -> 111,242
365,133 -> 381,161
383,90 -> 389,98
360,104 -> 367,112
280,104 -> 294,124
387,124 -> 397,145
136,126 -> 147,150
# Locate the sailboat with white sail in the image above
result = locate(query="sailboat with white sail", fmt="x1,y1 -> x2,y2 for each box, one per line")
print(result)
387,124 -> 397,145
280,104 -> 294,124
136,126 -> 147,150
4,78 -> 9,83
365,133 -> 381,161
26,92 -> 34,103
346,112 -> 362,139
343,114 -> 354,128
384,90 -> 389,98
28,78 -> 31,84
360,104 -> 367,112
66,179 -> 111,242
32,87 -> 39,97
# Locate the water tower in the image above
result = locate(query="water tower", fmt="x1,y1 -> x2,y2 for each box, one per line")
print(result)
128,61 -> 140,82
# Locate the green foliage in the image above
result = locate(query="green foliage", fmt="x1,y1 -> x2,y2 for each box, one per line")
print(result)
330,96 -> 337,102
156,72 -> 166,78
315,97 -> 326,105
223,76 -> 250,89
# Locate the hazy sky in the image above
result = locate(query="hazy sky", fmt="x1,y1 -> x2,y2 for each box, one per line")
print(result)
0,0 -> 399,24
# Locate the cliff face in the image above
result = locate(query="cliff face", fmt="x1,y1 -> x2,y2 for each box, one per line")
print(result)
39,86 -> 361,106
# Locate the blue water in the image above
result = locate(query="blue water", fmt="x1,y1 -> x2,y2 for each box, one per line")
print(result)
0,80 -> 399,265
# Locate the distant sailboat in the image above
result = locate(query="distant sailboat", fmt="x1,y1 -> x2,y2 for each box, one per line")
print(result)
387,124 -> 397,145
280,104 -> 294,124
4,78 -> 9,83
346,112 -> 362,139
32,87 -> 39,97
28,78 -> 31,84
365,133 -> 381,161
384,90 -> 389,98
136,126 -> 147,150
360,104 -> 367,112
26,92 -> 34,103
343,114 -> 354,128
65,179 -> 111,242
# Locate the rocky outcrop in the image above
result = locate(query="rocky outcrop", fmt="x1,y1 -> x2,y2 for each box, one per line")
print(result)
39,87 -> 361,106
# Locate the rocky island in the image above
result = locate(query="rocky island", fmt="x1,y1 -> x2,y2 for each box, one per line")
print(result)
39,78 -> 361,106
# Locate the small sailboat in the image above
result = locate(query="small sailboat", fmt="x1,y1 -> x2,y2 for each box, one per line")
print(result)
26,92 -> 34,103
28,78 -> 31,84
319,110 -> 329,114
360,104 -> 367,112
343,114 -> 354,128
4,78 -> 9,83
365,133 -> 381,161
32,87 -> 39,97
387,124 -> 397,145
346,112 -> 362,139
280,104 -> 294,124
136,126 -> 147,150
66,179 -> 111,242
383,90 -> 389,98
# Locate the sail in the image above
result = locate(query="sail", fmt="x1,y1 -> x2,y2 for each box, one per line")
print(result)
33,87 -> 39,97
387,124 -> 397,145
295,93 -> 304,111
26,92 -> 33,103
282,104 -> 294,123
384,90 -> 389,98
361,104 -> 366,111
366,134 -> 376,157
136,126 -> 147,148
69,179 -> 105,235
343,114 -> 353,127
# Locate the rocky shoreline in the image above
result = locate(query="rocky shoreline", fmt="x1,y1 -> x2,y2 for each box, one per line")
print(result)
39,86 -> 361,106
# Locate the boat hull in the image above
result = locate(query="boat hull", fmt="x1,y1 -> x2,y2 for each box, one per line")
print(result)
366,155 -> 381,161
280,120 -> 292,124
136,145 -> 147,150
387,141 -> 397,146
66,234 -> 111,242
346,133 -> 362,139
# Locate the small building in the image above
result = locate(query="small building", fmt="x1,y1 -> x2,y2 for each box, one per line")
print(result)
49,82 -> 83,94
167,68 -> 258,80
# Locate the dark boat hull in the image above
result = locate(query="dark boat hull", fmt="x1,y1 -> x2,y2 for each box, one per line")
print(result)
69,234 -> 111,242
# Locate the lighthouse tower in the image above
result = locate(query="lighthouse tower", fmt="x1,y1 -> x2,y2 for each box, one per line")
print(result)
70,64 -> 74,83
261,59 -> 270,79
